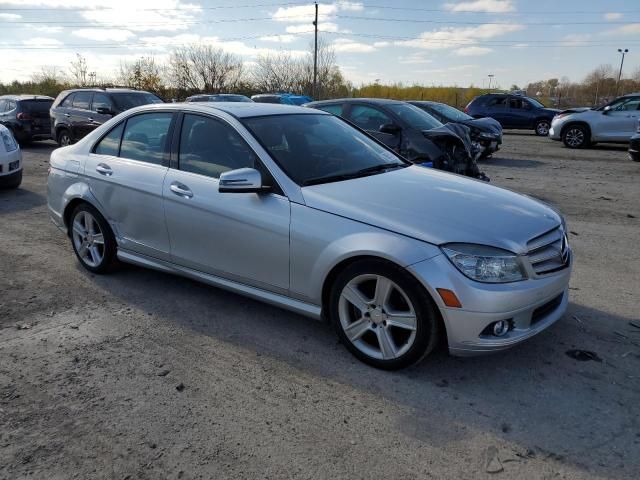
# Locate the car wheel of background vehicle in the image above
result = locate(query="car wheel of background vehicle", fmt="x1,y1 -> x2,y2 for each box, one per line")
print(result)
57,129 -> 71,147
329,259 -> 441,370
535,120 -> 550,136
0,170 -> 22,189
70,203 -> 117,274
562,125 -> 589,148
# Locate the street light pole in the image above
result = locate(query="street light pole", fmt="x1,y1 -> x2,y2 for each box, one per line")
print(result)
616,48 -> 628,96
488,74 -> 494,91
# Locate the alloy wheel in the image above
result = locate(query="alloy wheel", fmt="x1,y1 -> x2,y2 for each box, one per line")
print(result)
338,274 -> 417,360
59,132 -> 71,146
72,210 -> 105,268
565,128 -> 584,147
536,121 -> 550,136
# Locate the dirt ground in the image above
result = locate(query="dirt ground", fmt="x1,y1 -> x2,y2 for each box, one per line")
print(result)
1,133 -> 639,480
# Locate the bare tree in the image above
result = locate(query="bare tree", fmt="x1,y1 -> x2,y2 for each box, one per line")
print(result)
118,57 -> 163,92
69,54 -> 89,86
168,45 -> 244,94
31,66 -> 65,84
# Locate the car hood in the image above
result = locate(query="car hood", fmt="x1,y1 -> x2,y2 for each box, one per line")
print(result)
302,166 -> 561,254
458,117 -> 502,136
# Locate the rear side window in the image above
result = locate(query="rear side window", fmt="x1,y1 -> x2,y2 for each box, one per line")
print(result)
92,93 -> 113,112
94,122 -> 124,156
6,101 -> 16,111
316,104 -> 343,116
178,113 -> 258,179
120,113 -> 172,165
72,92 -> 92,109
487,96 -> 506,108
111,93 -> 163,111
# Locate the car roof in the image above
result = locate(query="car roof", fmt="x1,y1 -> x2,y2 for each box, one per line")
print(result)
408,100 -> 440,106
65,88 -> 153,94
307,98 -> 406,106
134,102 -> 328,119
0,94 -> 54,101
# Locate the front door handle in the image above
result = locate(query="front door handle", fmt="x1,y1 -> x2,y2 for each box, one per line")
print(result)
96,163 -> 112,176
170,182 -> 193,199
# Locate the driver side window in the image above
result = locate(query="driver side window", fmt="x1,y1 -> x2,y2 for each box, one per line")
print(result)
178,114 -> 258,179
613,98 -> 640,111
349,105 -> 393,131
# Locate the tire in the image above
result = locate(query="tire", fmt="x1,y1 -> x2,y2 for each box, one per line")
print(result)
562,125 -> 589,149
535,119 -> 551,136
57,129 -> 72,147
329,258 -> 441,370
69,203 -> 117,274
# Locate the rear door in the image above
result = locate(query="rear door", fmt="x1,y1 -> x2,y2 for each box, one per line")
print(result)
346,103 -> 400,150
484,96 -> 509,126
506,97 -> 533,128
596,96 -> 640,141
89,92 -> 115,127
83,112 -> 174,260
70,91 -> 94,140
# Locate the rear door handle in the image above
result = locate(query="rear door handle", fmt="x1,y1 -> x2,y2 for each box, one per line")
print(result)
64,113 -> 70,118
96,163 -> 112,176
170,182 -> 193,199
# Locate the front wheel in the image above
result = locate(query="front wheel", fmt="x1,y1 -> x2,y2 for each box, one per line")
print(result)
535,119 -> 550,136
329,259 -> 441,370
70,204 -> 117,273
562,125 -> 589,148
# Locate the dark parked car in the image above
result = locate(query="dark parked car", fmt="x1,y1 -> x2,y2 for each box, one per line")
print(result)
50,88 -> 164,146
630,119 -> 640,162
185,94 -> 253,103
0,95 -> 54,143
252,93 -> 313,105
409,100 -> 502,158
465,93 -> 560,136
305,98 -> 486,179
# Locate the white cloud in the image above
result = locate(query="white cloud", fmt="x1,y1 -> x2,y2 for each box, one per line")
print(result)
73,29 -> 135,42
398,53 -> 432,64
0,13 -> 21,20
332,38 -> 376,53
604,23 -> 640,35
444,0 -> 515,13
22,37 -> 63,47
29,25 -> 64,33
454,46 -> 492,56
394,23 -> 524,50
286,23 -> 330,34
373,41 -> 390,48
272,1 -> 363,22
561,33 -> 591,46
512,43 -> 528,49
259,34 -> 297,44
604,12 -> 622,21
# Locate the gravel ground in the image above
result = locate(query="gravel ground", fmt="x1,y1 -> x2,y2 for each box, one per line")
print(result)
1,133 -> 639,480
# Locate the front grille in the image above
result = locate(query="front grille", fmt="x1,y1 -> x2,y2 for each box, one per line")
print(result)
531,294 -> 564,325
526,226 -> 570,275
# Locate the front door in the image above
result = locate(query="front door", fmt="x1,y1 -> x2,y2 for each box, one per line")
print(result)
506,97 -> 533,128
595,97 -> 640,141
484,96 -> 509,126
83,112 -> 174,260
163,113 -> 290,293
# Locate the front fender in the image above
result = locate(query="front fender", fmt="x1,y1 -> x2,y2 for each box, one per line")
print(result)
289,203 -> 441,304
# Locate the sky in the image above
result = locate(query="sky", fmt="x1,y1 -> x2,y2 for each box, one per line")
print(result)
0,0 -> 639,88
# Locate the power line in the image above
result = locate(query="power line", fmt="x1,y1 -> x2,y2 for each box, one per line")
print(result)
334,15 -> 640,25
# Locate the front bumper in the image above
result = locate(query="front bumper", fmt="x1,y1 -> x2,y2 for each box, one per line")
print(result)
549,120 -> 565,140
629,137 -> 640,162
408,253 -> 572,356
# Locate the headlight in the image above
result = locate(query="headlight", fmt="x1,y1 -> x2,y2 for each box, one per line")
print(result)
1,130 -> 18,152
442,243 -> 526,283
478,132 -> 495,139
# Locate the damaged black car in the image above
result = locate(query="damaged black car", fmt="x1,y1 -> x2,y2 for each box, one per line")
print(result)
304,98 -> 487,180
409,100 -> 502,159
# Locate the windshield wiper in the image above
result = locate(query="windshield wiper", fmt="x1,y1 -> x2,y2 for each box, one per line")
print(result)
302,163 -> 406,186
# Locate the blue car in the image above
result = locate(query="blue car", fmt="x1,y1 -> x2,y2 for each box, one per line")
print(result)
465,93 -> 560,136
251,93 -> 313,106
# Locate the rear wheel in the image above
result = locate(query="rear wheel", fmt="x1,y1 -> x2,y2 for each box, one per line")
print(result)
57,129 -> 71,147
329,259 -> 441,370
562,125 -> 589,148
535,119 -> 550,136
70,204 -> 117,273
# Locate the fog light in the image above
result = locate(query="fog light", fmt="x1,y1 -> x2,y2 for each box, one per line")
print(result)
492,320 -> 510,337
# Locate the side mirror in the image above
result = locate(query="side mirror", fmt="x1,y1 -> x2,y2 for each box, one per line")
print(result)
379,123 -> 401,135
219,168 -> 270,193
96,107 -> 113,115
602,105 -> 611,115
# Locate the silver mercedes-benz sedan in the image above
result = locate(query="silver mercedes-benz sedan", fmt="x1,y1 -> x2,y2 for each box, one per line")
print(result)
47,102 -> 572,369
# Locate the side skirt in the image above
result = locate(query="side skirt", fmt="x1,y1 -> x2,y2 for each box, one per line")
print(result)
117,249 -> 323,320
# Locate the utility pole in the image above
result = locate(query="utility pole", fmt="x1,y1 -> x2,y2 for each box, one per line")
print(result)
313,2 -> 318,99
487,74 -> 494,91
616,48 -> 628,96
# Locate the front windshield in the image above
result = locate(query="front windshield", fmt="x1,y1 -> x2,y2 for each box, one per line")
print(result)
242,114 -> 407,186
429,103 -> 473,122
528,97 -> 545,108
386,103 -> 442,130
111,92 -> 164,111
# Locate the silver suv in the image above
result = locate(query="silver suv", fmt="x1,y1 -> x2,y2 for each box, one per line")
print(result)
550,93 -> 640,148
47,102 -> 572,369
